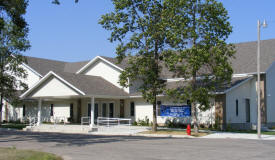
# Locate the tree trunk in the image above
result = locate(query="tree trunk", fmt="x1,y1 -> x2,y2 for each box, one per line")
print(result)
191,73 -> 198,133
0,95 -> 3,125
152,39 -> 159,132
152,96 -> 157,132
191,102 -> 198,133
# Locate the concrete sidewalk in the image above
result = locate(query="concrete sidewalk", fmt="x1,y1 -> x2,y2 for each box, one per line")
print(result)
202,132 -> 275,140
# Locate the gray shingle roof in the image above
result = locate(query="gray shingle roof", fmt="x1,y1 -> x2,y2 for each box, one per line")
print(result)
25,39 -> 275,77
53,71 -> 129,97
231,39 -> 275,74
25,56 -> 90,76
101,39 -> 275,76
130,76 -> 251,96
26,56 -> 66,76
64,60 -> 90,73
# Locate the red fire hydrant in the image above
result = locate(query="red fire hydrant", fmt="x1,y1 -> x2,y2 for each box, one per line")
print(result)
186,124 -> 191,136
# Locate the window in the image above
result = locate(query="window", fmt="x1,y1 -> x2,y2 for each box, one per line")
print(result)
70,103 -> 73,119
245,99 -> 250,122
157,101 -> 161,116
235,100 -> 238,116
23,104 -> 26,117
109,103 -> 114,118
130,102 -> 135,116
102,103 -> 107,117
50,104 -> 54,116
88,103 -> 91,117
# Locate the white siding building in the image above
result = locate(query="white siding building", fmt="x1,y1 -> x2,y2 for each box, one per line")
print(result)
2,39 -> 275,130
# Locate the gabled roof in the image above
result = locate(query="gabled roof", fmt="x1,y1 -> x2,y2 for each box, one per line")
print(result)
20,71 -> 129,98
75,56 -> 124,74
53,71 -> 129,96
24,39 -> 275,77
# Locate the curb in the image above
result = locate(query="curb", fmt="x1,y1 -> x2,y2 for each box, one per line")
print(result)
89,132 -> 195,138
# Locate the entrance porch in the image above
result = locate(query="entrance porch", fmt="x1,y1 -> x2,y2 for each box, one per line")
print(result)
23,96 -> 132,128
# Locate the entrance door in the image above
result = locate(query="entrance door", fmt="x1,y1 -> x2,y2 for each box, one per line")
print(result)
109,103 -> 114,118
120,99 -> 124,118
102,103 -> 107,117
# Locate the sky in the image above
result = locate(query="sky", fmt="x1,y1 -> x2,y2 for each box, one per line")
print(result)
24,0 -> 275,62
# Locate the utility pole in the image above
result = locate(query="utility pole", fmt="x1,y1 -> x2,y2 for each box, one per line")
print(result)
257,19 -> 267,139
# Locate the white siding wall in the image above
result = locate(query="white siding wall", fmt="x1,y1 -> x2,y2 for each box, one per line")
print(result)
266,62 -> 275,123
21,65 -> 41,88
1,64 -> 41,122
30,76 -> 79,97
226,77 -> 257,124
125,97 -> 215,125
82,60 -> 129,93
5,64 -> 41,90
1,99 -> 23,122
22,100 -> 77,123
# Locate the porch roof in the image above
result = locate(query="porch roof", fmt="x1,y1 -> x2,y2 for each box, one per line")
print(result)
20,71 -> 129,99
54,71 -> 129,96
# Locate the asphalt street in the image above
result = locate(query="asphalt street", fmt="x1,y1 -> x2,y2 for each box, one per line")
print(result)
0,130 -> 275,160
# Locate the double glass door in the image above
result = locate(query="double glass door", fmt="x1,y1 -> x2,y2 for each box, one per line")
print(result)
88,102 -> 114,120
101,103 -> 114,118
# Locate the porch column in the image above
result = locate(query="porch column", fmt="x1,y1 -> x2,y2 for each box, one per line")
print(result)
37,98 -> 42,126
90,96 -> 95,127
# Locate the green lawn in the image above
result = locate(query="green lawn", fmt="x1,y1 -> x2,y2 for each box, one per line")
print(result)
0,147 -> 63,160
0,123 -> 27,130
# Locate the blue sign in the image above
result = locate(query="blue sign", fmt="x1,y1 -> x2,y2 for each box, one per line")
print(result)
160,105 -> 191,117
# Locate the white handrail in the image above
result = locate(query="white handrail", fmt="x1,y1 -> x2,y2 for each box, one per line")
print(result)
81,116 -> 90,130
29,117 -> 38,128
97,117 -> 131,127
54,116 -> 66,125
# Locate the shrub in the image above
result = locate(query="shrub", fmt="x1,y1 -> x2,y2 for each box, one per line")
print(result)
132,121 -> 138,126
137,116 -> 150,126
199,124 -> 205,129
165,118 -> 187,128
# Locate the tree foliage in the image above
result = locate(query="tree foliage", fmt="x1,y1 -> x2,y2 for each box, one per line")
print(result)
99,0 -> 176,131
0,0 -> 30,122
52,0 -> 79,5
100,0 -> 234,132
163,0 -> 235,133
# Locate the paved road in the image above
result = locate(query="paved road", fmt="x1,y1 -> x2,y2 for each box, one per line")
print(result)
0,130 -> 275,160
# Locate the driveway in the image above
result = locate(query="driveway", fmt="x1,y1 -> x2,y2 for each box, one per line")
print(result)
0,130 -> 275,160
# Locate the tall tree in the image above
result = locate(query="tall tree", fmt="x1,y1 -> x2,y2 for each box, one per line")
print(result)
163,0 -> 235,133
99,0 -> 181,132
0,0 -> 30,123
